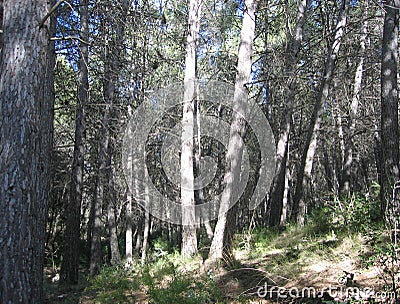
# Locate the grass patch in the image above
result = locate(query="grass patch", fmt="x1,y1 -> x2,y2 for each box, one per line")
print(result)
85,265 -> 139,303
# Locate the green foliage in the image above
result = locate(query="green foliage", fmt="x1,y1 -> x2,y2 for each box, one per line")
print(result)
364,240 -> 400,295
54,56 -> 76,125
141,263 -> 225,304
304,191 -> 382,236
86,266 -> 139,303
152,236 -> 173,259
332,193 -> 382,233
243,227 -> 281,257
85,255 -> 225,304
304,207 -> 334,236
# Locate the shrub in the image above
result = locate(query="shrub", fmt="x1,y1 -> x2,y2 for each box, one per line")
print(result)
141,260 -> 225,304
86,265 -> 138,303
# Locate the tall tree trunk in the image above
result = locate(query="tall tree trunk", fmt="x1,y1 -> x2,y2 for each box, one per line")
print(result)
126,105 -> 134,264
141,210 -> 150,264
0,0 -> 51,302
90,0 -> 128,275
125,189 -> 133,263
141,165 -> 150,264
107,164 -> 121,265
181,0 -> 202,257
268,0 -> 308,227
0,0 -> 3,51
61,0 -> 89,284
207,0 -> 256,262
381,0 -> 400,234
340,6 -> 368,196
135,218 -> 143,254
292,0 -> 348,226
90,174 -> 104,276
44,0 -> 56,270
280,142 -> 291,225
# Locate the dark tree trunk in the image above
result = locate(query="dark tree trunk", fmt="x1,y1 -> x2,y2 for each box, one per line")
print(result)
292,0 -> 348,226
380,0 -> 400,230
0,0 -> 52,302
90,0 -> 128,275
340,6 -> 368,196
125,189 -> 133,263
269,0 -> 308,227
107,164 -> 121,265
43,0 -> 56,275
0,0 -> 3,51
61,0 -> 89,284
90,175 -> 103,276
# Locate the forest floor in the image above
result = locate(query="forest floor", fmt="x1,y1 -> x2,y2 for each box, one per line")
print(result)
215,230 -> 385,303
44,221 -> 394,303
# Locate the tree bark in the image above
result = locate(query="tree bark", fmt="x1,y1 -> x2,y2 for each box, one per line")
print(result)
292,0 -> 348,226
90,174 -> 104,276
340,6 -> 368,196
269,0 -> 309,227
61,0 -> 89,284
280,142 -> 291,225
90,0 -> 129,275
125,191 -> 133,263
0,0 -> 51,302
181,0 -> 202,257
126,105 -> 134,264
0,0 -> 3,51
141,165 -> 150,264
141,210 -> 150,264
380,0 -> 400,232
207,0 -> 256,262
107,164 -> 121,265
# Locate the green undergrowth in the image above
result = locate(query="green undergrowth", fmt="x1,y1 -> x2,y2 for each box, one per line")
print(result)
84,253 -> 226,304
232,192 -> 390,293
85,266 -> 139,303
141,262 -> 225,304
46,191 -> 394,303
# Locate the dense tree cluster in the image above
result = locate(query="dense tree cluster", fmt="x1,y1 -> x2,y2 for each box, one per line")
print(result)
1,0 -> 399,302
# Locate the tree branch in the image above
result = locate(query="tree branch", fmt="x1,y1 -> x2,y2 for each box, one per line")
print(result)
39,0 -> 73,28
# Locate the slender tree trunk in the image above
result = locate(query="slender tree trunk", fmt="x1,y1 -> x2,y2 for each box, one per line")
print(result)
61,0 -> 89,284
125,104 -> 134,263
90,0 -> 128,275
280,142 -> 291,225
207,0 -> 256,262
0,0 -> 51,301
107,164 -> 121,265
269,0 -> 308,227
334,98 -> 345,195
90,174 -> 103,276
194,93 -> 212,238
181,0 -> 202,257
135,218 -> 143,254
0,0 -> 3,51
292,0 -> 348,226
44,0 -> 56,279
141,210 -> 150,264
381,0 -> 400,233
107,204 -> 121,264
340,6 -> 368,196
126,190 -> 133,263
141,165 -> 150,264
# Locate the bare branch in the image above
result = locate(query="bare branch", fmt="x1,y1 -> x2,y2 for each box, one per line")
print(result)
39,0 -> 73,28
